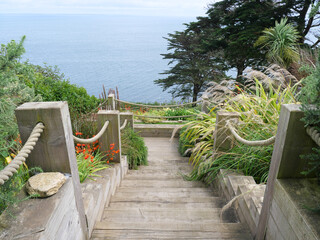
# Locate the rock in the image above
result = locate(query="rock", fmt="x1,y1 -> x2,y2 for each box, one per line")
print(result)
26,172 -> 66,197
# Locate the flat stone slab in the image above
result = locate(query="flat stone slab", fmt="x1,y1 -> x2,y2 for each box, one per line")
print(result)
26,172 -> 66,197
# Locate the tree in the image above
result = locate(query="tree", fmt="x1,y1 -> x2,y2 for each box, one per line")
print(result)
255,18 -> 300,68
155,27 -> 225,102
283,0 -> 320,44
188,0 -> 284,78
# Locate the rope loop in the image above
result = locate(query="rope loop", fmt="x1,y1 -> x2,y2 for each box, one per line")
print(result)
306,126 -> 320,147
0,122 -> 45,185
120,119 -> 128,131
73,121 -> 109,144
226,120 -> 276,146
134,114 -> 196,119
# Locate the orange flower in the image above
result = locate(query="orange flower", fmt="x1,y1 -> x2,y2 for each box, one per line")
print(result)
107,160 -> 109,164
77,143 -> 81,147
110,143 -> 115,150
84,155 -> 89,159
115,150 -> 120,154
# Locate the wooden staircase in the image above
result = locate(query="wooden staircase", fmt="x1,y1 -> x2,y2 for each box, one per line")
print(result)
91,137 -> 252,239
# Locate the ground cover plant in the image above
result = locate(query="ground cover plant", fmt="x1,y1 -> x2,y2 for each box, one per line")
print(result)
121,127 -> 148,170
131,107 -> 200,124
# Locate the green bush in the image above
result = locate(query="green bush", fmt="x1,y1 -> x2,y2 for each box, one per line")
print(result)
300,50 -> 320,183
25,64 -> 100,116
0,157 -> 42,216
182,80 -> 298,184
121,127 -> 148,170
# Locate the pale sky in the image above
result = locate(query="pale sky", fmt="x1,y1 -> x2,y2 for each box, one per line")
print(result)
0,0 -> 213,17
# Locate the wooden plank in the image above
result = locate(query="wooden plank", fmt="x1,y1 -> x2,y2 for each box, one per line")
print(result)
108,200 -> 224,209
273,180 -> 319,240
269,198 -> 298,240
97,110 -> 121,163
102,208 -> 222,223
255,104 -> 316,240
15,102 -> 87,239
94,221 -> 250,233
91,229 -> 251,239
112,190 -> 214,199
265,212 -> 285,240
119,179 -> 205,188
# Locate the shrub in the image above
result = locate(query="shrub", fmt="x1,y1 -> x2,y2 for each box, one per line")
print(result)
121,127 -> 148,170
77,152 -> 109,183
0,157 -> 42,215
183,80 -> 298,184
300,50 -> 320,183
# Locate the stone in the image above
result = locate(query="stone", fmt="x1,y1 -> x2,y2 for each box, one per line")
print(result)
26,172 -> 66,197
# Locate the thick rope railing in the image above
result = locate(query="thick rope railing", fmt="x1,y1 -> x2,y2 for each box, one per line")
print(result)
0,122 -> 45,185
73,121 -> 109,144
134,114 -> 196,119
115,99 -> 202,108
306,126 -> 320,147
120,119 -> 128,130
226,120 -> 276,146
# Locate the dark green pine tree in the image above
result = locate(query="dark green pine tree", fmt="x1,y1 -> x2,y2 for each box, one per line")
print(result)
189,0 -> 284,78
155,27 -> 225,102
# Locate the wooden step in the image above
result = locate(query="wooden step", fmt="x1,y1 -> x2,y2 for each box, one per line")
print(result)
91,229 -> 251,239
113,189 -> 214,199
120,179 -> 205,188
108,200 -> 224,209
91,137 -> 251,239
94,221 -> 250,233
102,208 -> 223,222
117,187 -> 215,194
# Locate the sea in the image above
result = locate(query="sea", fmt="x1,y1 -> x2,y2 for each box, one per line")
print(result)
0,14 -> 196,102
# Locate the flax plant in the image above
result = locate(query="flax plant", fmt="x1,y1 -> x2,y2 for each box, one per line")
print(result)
183,80 -> 298,183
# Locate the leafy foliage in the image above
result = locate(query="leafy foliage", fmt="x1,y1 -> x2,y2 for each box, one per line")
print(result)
300,50 -> 320,182
155,28 -> 225,101
121,127 -> 148,170
0,36 -> 40,160
182,80 -> 298,184
255,18 -> 300,67
25,64 -> 100,116
77,152 -> 109,183
0,158 -> 42,216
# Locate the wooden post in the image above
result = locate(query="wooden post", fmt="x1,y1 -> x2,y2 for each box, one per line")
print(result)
254,104 -> 317,240
108,94 -> 115,110
213,111 -> 240,153
15,101 -> 88,239
120,112 -> 134,130
201,94 -> 210,113
97,110 -> 121,163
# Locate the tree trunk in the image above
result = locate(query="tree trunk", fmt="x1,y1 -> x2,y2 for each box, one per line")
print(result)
192,84 -> 200,106
236,64 -> 245,78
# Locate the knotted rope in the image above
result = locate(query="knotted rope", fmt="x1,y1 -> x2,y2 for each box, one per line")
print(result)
73,121 -> 109,144
226,120 -> 276,146
0,122 -> 45,185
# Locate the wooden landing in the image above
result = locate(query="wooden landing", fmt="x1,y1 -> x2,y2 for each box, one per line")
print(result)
91,137 -> 252,239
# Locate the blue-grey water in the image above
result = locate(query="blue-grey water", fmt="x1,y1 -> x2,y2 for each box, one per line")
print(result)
0,14 -> 195,102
